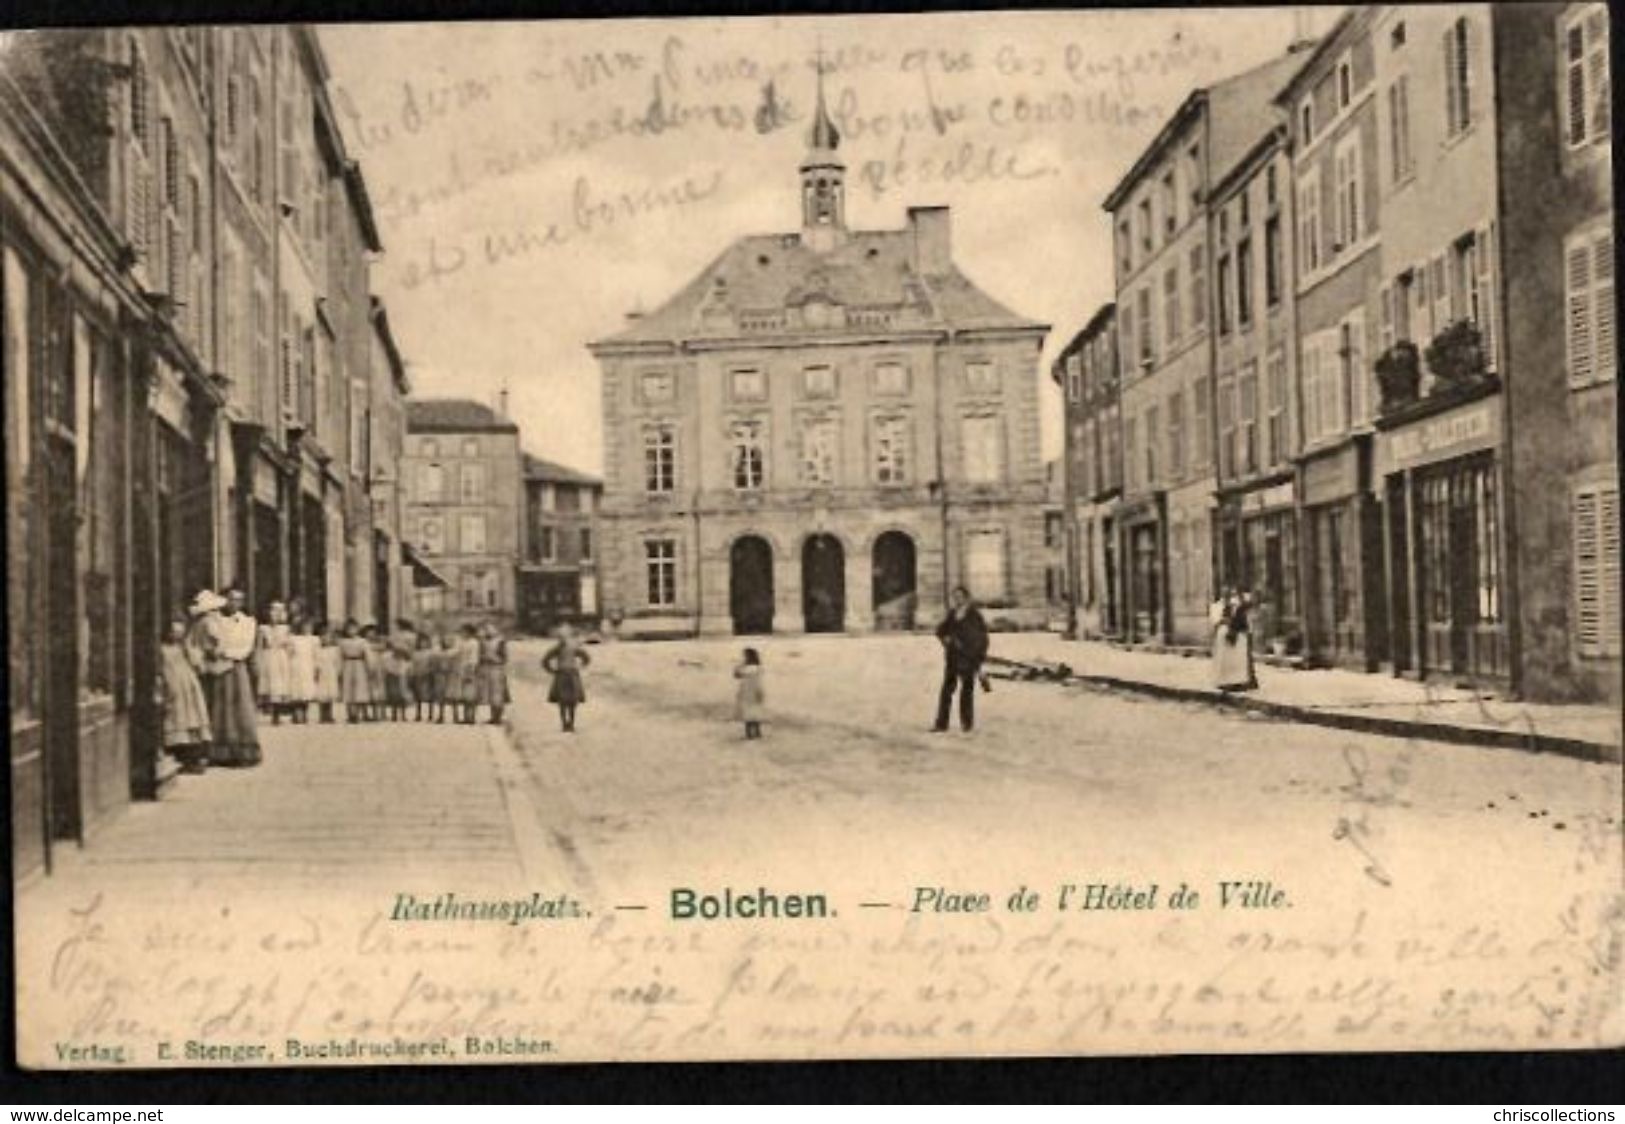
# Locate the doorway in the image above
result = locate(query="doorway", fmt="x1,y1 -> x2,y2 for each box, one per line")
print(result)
801,534 -> 845,633
871,531 -> 917,630
729,535 -> 775,635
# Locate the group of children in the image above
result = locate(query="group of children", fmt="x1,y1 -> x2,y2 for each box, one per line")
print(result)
265,616 -> 514,725
158,594 -> 776,759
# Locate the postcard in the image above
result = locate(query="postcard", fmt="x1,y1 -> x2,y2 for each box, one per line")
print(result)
6,4 -> 1622,1068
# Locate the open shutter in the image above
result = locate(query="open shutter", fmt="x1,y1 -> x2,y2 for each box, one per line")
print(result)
1593,229 -> 1615,382
1567,237 -> 1595,387
1574,488 -> 1601,654
1587,8 -> 1611,142
1379,283 -> 1394,351
1430,255 -> 1451,335
1602,484 -> 1622,657
1476,223 -> 1497,371
1443,28 -> 1460,135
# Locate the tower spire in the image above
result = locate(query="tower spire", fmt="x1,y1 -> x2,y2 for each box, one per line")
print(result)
800,38 -> 846,248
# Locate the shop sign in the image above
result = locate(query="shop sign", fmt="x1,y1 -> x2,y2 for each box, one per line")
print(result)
1302,446 -> 1358,506
253,457 -> 280,507
1386,403 -> 1498,470
1242,482 -> 1295,515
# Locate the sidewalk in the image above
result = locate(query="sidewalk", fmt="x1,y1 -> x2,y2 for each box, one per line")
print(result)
20,718 -> 564,898
990,634 -> 1622,762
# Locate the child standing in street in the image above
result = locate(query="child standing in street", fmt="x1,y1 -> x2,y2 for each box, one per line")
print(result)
541,623 -> 591,733
454,624 -> 482,724
733,647 -> 765,740
285,616 -> 319,724
431,632 -> 457,723
477,622 -> 512,726
384,622 -> 416,722
314,623 -> 342,724
363,624 -> 388,721
159,612 -> 212,773
258,600 -> 293,723
410,631 -> 438,723
338,619 -> 372,723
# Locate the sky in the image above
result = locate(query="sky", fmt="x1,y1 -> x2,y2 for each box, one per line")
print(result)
322,7 -> 1343,476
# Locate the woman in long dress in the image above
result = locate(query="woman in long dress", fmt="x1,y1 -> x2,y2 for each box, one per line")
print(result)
198,588 -> 262,766
542,623 -> 591,733
1213,589 -> 1258,692
257,600 -> 293,722
363,625 -> 388,722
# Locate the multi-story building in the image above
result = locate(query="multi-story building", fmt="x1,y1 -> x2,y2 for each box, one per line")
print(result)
5,27 -> 405,882
1495,1 -> 1618,703
1368,3 -> 1508,686
518,455 -> 604,635
1052,304 -> 1124,640
589,77 -> 1050,637
402,398 -> 523,626
1276,10 -> 1388,672
1210,123 -> 1304,654
365,297 -> 414,627
1103,44 -> 1311,647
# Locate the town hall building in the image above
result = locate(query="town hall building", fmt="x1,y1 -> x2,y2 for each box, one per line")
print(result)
589,78 -> 1050,636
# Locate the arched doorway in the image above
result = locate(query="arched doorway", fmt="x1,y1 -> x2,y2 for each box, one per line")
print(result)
871,531 -> 917,630
730,535 -> 775,635
801,534 -> 845,633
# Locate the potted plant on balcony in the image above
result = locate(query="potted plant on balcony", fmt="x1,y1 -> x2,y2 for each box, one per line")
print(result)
1423,320 -> 1487,391
1375,340 -> 1422,414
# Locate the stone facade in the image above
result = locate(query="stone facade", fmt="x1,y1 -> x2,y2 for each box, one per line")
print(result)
402,399 -> 524,627
591,79 -> 1049,638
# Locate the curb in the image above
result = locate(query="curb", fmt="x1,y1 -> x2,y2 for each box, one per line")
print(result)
991,659 -> 1621,764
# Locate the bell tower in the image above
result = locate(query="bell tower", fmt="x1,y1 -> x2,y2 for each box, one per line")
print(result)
800,47 -> 846,252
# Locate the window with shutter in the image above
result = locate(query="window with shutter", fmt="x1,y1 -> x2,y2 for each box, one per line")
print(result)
1476,223 -> 1498,371
1443,17 -> 1472,137
1379,285 -> 1394,350
1573,482 -> 1621,657
1566,226 -> 1598,387
1594,228 -> 1616,383
1562,5 -> 1612,149
1429,255 -> 1450,337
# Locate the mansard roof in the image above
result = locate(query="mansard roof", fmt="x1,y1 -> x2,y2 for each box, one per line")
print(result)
593,227 -> 1045,350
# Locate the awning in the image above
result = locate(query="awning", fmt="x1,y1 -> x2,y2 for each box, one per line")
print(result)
402,542 -> 450,589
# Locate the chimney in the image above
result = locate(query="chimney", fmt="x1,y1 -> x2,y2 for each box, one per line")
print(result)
908,206 -> 952,276
497,386 -> 510,419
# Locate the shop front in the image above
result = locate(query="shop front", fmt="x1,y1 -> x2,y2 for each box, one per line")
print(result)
1217,476 -> 1301,656
1298,437 -> 1384,671
1116,493 -> 1166,644
1377,390 -> 1507,685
